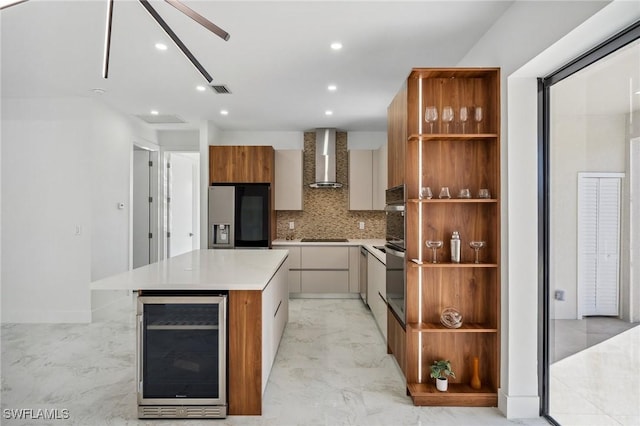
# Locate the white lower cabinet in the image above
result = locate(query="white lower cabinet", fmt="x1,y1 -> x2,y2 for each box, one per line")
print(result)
300,270 -> 350,293
367,253 -> 387,340
288,270 -> 301,293
273,245 -> 358,296
261,261 -> 288,395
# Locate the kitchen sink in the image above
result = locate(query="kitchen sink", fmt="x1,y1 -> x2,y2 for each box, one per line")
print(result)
300,238 -> 349,243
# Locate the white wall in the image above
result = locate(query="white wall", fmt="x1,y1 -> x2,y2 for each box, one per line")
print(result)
157,129 -> 199,150
217,130 -> 303,149
550,112 -> 626,320
91,102 -> 157,281
347,131 -> 386,150
2,98 -> 92,322
1,97 -> 157,323
457,0 -> 640,418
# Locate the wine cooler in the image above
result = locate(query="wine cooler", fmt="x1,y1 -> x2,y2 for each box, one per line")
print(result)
136,292 -> 227,419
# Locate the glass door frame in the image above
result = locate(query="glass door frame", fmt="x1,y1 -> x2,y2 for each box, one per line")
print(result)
537,20 -> 640,423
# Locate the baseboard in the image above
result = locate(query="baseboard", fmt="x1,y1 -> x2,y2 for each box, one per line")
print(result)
498,388 -> 540,419
289,293 -> 361,299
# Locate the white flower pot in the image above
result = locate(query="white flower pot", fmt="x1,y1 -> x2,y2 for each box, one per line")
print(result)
436,377 -> 448,392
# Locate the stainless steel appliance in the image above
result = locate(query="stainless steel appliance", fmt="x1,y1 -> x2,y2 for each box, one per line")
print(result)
359,246 -> 368,306
208,183 -> 270,249
137,292 -> 227,419
309,128 -> 343,188
385,185 -> 406,326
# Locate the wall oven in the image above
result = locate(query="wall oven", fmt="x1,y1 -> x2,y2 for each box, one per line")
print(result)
385,185 -> 406,326
137,291 -> 227,419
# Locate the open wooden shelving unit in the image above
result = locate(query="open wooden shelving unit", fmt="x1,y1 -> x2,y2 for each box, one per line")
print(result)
388,68 -> 501,407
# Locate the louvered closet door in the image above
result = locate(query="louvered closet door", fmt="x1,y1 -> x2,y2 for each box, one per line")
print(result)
578,174 -> 622,317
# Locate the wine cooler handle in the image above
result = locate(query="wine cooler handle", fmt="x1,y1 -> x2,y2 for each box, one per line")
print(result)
136,315 -> 143,395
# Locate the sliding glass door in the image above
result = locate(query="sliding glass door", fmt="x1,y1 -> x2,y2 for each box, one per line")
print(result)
539,22 -> 640,426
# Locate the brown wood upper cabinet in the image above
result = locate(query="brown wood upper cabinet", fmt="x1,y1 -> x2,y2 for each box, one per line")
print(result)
209,146 -> 275,184
387,85 -> 407,189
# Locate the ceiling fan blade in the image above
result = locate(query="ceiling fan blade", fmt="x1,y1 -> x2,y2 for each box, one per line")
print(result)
0,0 -> 28,11
102,0 -> 114,79
164,0 -> 230,42
138,0 -> 213,83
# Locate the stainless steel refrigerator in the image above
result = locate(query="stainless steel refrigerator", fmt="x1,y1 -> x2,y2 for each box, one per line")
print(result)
208,183 -> 270,249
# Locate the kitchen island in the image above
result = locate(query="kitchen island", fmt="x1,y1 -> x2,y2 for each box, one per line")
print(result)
91,249 -> 289,416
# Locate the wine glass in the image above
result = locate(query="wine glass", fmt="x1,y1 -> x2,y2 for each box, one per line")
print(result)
469,241 -> 486,264
438,186 -> 451,199
478,188 -> 491,199
459,107 -> 468,133
474,106 -> 483,133
425,240 -> 443,263
442,106 -> 454,133
425,106 -> 438,133
458,188 -> 471,199
420,186 -> 433,199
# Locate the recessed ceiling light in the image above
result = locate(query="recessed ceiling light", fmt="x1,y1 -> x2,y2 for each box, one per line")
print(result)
196,85 -> 206,92
635,90 -> 640,95
220,110 -> 229,116
150,110 -> 159,115
330,42 -> 342,50
328,84 -> 337,92
91,88 -> 106,95
325,110 -> 333,116
155,43 -> 168,51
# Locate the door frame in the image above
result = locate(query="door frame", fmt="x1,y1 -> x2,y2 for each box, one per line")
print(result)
538,20 -> 640,422
162,150 -> 200,259
130,142 -> 160,270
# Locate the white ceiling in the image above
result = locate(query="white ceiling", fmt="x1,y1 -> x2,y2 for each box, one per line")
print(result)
1,0 -> 515,132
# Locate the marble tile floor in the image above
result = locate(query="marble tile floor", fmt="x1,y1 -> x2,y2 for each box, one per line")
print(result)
551,317 -> 639,362
549,324 -> 640,426
1,297 -> 550,426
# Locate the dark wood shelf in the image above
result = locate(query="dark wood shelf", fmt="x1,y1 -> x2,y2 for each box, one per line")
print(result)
409,133 -> 498,141
407,382 -> 498,407
408,198 -> 498,204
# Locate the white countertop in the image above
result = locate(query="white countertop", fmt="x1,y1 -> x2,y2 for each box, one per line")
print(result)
90,249 -> 288,291
272,239 -> 386,264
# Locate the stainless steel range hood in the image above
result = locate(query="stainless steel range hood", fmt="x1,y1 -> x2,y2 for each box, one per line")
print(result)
310,128 -> 343,188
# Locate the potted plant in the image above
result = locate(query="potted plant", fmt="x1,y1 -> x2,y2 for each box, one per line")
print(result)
430,360 -> 455,392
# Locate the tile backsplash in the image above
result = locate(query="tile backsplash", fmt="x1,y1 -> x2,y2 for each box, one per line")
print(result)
276,131 -> 385,240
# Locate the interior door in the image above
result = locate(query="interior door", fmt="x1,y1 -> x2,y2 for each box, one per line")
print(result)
578,173 -> 623,317
133,149 -> 151,268
168,152 -> 199,258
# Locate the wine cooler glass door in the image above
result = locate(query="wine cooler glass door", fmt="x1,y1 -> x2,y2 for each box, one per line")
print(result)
137,296 -> 226,406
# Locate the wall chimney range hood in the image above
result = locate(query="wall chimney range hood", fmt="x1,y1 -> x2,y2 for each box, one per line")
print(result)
310,128 -> 343,188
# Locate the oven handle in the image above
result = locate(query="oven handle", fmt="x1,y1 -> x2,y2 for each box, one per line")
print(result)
385,246 -> 405,258
384,204 -> 405,212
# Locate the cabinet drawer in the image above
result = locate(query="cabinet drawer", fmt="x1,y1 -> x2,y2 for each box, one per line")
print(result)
301,271 -> 349,293
288,270 -> 301,293
370,291 -> 388,340
287,246 -> 301,269
301,247 -> 349,269
272,246 -> 301,269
